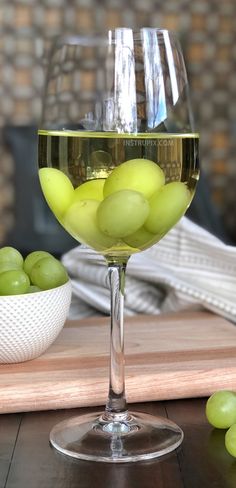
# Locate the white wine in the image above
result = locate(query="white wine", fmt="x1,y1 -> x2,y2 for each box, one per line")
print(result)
38,130 -> 199,258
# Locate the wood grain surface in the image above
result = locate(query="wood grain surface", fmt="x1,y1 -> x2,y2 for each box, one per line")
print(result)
1,310 -> 236,414
0,399 -> 233,488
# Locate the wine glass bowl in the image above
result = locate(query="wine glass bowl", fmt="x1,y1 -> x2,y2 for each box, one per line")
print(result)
38,134 -> 197,258
38,28 -> 199,462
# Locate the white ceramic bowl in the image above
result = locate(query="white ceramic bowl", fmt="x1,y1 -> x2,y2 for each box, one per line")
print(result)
0,280 -> 72,364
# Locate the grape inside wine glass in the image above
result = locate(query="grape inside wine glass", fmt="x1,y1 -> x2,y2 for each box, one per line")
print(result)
38,28 -> 199,462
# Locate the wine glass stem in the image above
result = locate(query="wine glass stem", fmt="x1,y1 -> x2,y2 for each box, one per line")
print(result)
105,260 -> 128,420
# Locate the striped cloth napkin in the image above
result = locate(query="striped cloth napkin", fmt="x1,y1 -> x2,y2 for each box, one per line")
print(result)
62,216 -> 236,323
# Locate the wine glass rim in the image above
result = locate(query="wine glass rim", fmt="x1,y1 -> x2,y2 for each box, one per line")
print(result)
55,28 -> 177,46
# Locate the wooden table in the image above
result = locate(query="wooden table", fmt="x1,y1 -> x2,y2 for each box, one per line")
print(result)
0,398 -> 234,488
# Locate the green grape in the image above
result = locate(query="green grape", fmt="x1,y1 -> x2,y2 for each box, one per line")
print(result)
97,190 -> 150,238
225,424 -> 236,457
145,181 -> 191,235
27,285 -> 42,293
0,246 -> 23,267
0,269 -> 30,295
124,226 -> 156,250
73,179 -> 105,202
30,257 -> 68,290
103,158 -> 165,199
0,262 -> 22,274
24,250 -> 52,276
207,429 -> 233,466
206,391 -> 236,429
63,199 -> 116,251
39,168 -> 74,217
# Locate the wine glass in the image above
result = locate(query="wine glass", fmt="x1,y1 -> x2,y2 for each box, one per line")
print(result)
38,28 -> 199,463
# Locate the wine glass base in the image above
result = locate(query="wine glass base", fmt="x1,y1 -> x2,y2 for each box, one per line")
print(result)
50,410 -> 184,463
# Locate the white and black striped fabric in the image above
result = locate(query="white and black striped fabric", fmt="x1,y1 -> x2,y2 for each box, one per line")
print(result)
62,217 -> 236,323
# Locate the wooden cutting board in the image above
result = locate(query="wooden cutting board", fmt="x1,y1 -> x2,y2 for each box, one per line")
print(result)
1,310 -> 236,414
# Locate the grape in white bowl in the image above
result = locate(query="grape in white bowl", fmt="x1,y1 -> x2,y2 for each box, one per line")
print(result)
0,247 -> 72,363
